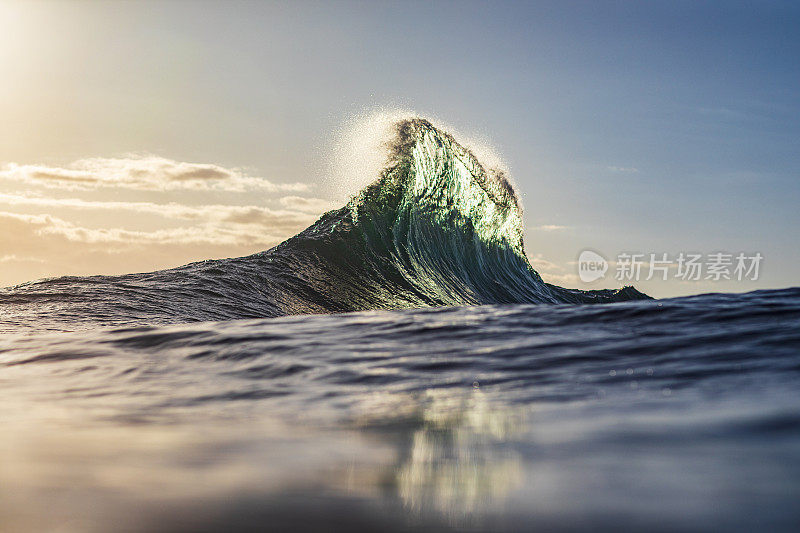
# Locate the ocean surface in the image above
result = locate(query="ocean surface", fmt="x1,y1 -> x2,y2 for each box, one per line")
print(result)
1,119 -> 798,532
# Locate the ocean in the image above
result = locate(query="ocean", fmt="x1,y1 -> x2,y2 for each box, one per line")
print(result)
1,119 -> 798,532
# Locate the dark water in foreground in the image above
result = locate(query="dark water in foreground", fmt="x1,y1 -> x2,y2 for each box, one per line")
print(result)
1,288 -> 799,532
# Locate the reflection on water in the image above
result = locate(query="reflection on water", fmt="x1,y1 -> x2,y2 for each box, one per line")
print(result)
3,350 -> 799,531
3,289 -> 800,531
392,389 -> 525,521
0,385 -> 525,532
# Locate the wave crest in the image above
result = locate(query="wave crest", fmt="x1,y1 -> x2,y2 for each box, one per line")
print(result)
1,117 -> 648,332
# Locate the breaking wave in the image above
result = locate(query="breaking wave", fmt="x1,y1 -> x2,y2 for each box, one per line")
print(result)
1,118 -> 647,332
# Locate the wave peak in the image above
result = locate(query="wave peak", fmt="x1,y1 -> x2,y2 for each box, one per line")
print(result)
1,117 -> 649,332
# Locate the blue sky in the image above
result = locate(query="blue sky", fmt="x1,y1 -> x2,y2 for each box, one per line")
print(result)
0,1 -> 798,296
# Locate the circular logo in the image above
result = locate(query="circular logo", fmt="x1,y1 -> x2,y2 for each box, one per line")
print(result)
578,250 -> 608,283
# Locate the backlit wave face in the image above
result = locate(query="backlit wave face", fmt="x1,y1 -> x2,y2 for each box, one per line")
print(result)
0,118 -> 648,333
344,118 -> 549,306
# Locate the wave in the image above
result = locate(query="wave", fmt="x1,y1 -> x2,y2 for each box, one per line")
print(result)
0,118 -> 648,332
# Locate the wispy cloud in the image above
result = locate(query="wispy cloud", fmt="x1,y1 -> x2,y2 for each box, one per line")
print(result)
0,156 -> 308,192
278,196 -> 337,213
0,254 -> 46,264
0,192 -> 318,230
0,155 -> 335,286
606,166 -> 639,173
528,224 -> 569,232
528,253 -> 579,284
0,211 -> 298,286
0,211 -> 297,247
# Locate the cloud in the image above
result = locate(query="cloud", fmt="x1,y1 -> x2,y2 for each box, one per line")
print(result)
0,192 -> 319,230
279,196 -> 337,213
0,206 -> 313,246
0,156 -> 308,192
0,211 -> 298,287
528,224 -> 568,232
0,195 -> 334,287
0,254 -> 45,264
529,253 -> 565,273
606,166 -> 639,173
0,155 -> 345,286
1,209 -> 307,286
527,253 -> 580,285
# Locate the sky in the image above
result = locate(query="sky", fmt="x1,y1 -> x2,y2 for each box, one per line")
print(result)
0,0 -> 798,297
